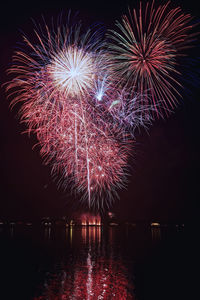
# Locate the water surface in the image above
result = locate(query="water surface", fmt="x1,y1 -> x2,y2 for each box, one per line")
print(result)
0,223 -> 189,300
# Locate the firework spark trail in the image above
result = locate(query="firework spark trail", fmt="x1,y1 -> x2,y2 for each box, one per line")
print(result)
6,20 -> 131,208
35,96 -> 130,207
107,0 -> 196,115
91,80 -> 160,137
6,4 -> 197,208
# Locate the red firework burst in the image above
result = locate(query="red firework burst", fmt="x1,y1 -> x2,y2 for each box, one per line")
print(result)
108,0 -> 196,114
6,20 -> 131,208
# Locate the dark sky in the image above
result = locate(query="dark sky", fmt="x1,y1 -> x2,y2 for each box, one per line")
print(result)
0,0 -> 199,221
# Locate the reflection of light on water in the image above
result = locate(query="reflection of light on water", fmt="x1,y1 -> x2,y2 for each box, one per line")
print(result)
89,227 -> 99,244
96,227 -> 101,244
34,251 -> 134,299
9,223 -> 16,238
10,226 -> 14,238
65,227 -> 68,240
151,227 -> 161,240
81,226 -> 101,245
109,227 -> 113,244
86,250 -> 93,299
44,227 -> 51,240
81,227 -> 87,244
70,226 -> 73,245
33,227 -> 135,299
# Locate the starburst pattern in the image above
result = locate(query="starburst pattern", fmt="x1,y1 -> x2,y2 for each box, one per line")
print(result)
6,20 -> 131,208
108,0 -> 195,114
5,3 -> 198,208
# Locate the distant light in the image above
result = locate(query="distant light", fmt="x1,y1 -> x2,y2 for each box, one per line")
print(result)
108,212 -> 115,218
151,222 -> 160,227
109,222 -> 118,226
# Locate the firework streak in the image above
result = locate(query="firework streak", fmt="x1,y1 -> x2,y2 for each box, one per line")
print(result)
108,0 -> 196,115
6,21 -> 132,207
6,3 -> 197,207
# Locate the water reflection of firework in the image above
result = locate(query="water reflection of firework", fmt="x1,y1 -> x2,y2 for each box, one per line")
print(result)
34,227 -> 135,300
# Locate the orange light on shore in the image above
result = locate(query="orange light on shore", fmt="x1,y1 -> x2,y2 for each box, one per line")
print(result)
80,213 -> 101,226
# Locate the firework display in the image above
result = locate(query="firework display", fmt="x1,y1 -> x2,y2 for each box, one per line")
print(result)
6,20 -> 132,207
108,0 -> 195,115
6,2 -> 197,207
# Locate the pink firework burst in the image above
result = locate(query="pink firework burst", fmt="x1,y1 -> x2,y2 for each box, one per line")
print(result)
6,19 -> 131,208
37,95 -> 130,207
108,0 -> 196,114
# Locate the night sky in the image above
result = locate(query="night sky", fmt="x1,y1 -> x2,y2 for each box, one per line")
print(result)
0,0 -> 199,222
